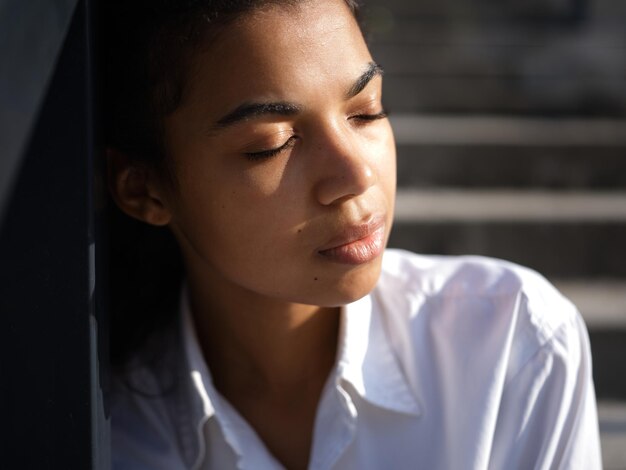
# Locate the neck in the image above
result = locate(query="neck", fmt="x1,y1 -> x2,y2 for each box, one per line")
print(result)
186,272 -> 341,396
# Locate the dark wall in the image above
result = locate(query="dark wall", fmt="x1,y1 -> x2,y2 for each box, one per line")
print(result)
0,1 -> 108,468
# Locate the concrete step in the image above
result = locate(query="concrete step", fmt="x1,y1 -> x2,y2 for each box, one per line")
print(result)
364,0 -> 626,20
365,0 -> 626,116
598,401 -> 626,469
591,331 -> 626,400
389,220 -> 626,278
367,0 -> 626,17
391,115 -> 626,146
364,0 -> 626,115
396,145 -> 626,189
379,75 -> 626,114
391,114 -> 626,189
390,188 -> 626,397
367,19 -> 626,47
551,280 -> 625,402
557,283 -> 626,401
371,43 -> 626,78
365,0 -> 626,456
365,4 -> 626,46
394,190 -> 626,222
555,280 -> 626,329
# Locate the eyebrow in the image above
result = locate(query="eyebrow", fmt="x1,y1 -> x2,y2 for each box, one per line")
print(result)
214,102 -> 301,129
211,62 -> 384,131
346,62 -> 384,99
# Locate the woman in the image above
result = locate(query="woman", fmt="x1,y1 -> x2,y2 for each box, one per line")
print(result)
105,1 -> 602,468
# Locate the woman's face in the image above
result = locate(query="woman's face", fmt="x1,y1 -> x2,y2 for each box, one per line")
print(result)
162,0 -> 396,308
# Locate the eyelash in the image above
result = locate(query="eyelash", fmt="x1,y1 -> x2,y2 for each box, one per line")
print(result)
350,109 -> 389,123
245,135 -> 298,161
243,110 -> 388,161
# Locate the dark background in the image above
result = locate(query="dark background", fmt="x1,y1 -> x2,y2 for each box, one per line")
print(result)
365,0 -> 626,466
364,0 -> 626,398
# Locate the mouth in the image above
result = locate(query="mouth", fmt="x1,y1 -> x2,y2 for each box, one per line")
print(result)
317,215 -> 387,265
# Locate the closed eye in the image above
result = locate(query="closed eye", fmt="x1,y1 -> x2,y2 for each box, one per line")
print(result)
244,135 -> 298,161
349,109 -> 389,124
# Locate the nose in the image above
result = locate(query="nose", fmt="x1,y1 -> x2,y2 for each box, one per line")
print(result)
313,123 -> 376,206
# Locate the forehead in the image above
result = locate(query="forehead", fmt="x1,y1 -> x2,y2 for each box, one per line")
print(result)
177,0 -> 371,116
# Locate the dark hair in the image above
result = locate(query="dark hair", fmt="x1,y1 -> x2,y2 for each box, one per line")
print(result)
104,0 -> 361,170
103,0 -> 362,368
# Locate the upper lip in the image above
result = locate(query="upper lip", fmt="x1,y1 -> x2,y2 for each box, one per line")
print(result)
317,214 -> 386,252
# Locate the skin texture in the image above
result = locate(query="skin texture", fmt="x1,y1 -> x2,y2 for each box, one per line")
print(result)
109,0 -> 396,468
163,4 -> 396,310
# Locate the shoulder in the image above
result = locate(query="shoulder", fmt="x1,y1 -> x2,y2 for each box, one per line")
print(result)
110,327 -> 192,469
378,248 -> 579,325
376,249 -> 584,383
381,248 -> 572,302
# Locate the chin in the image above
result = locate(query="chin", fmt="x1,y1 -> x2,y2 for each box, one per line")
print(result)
313,261 -> 383,307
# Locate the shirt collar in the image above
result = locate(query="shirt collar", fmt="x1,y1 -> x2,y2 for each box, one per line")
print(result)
181,289 -> 216,419
182,290 -> 422,418
179,284 -> 422,467
336,292 -> 422,417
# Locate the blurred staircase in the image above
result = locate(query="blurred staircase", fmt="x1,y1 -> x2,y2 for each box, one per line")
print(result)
365,0 -> 626,466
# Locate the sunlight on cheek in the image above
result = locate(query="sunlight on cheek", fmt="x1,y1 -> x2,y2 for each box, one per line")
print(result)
241,159 -> 292,197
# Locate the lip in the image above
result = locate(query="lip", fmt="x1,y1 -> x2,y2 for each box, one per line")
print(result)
317,215 -> 387,265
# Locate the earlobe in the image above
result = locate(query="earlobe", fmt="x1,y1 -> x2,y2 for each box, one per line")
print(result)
106,148 -> 172,226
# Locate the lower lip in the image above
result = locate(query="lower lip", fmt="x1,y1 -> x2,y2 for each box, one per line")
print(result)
318,225 -> 386,265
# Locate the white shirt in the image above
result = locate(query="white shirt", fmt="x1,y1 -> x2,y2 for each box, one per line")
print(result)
111,249 -> 602,469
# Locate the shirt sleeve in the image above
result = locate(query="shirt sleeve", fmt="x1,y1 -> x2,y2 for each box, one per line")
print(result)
488,312 -> 602,470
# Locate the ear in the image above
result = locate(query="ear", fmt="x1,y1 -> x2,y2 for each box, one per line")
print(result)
106,148 -> 172,226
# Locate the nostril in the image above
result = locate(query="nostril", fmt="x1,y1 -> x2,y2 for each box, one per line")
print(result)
314,154 -> 376,206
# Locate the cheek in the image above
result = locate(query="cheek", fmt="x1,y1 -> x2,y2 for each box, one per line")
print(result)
371,127 -> 397,196
387,151 -> 397,201
176,152 -> 286,220
242,159 -> 292,196
175,168 -> 301,267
